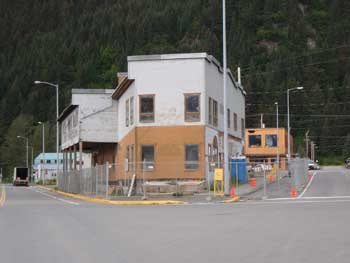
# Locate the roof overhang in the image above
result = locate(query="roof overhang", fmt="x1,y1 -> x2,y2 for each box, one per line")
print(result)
58,104 -> 78,122
111,77 -> 135,100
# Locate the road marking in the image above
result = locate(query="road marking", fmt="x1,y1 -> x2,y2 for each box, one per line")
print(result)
244,199 -> 350,205
29,187 -> 79,206
0,185 -> 6,207
298,171 -> 317,199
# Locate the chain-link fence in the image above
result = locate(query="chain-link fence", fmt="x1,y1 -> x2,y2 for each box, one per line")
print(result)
57,159 -> 309,200
289,158 -> 309,190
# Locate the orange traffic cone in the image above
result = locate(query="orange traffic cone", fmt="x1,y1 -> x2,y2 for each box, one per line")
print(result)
250,178 -> 257,187
290,186 -> 297,198
268,175 -> 273,183
230,186 -> 236,198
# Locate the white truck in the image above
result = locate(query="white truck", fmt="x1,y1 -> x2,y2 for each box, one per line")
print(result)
13,167 -> 29,186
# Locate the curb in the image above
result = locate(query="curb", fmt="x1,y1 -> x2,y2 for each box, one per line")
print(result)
223,196 -> 240,203
37,186 -> 188,205
0,185 -> 5,207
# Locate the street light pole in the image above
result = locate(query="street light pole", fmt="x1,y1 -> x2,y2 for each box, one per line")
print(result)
222,0 -> 230,196
287,86 -> 303,163
38,122 -> 45,183
34,81 -> 59,182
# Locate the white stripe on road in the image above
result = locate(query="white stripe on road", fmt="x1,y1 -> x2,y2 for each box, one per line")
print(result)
29,187 -> 79,206
298,171 -> 317,198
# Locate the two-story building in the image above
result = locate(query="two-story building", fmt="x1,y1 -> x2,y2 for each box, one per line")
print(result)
244,127 -> 292,169
59,53 -> 246,182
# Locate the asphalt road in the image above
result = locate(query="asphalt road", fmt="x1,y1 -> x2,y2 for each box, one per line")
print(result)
1,168 -> 350,263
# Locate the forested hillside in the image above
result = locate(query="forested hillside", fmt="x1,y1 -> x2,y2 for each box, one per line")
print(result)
1,0 -> 350,177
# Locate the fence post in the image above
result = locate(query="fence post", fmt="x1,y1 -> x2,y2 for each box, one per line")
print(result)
105,162 -> 109,199
142,159 -> 147,200
263,161 -> 267,199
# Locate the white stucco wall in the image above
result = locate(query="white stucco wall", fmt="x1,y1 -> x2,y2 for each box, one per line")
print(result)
205,58 -> 246,140
80,99 -> 118,143
117,83 -> 136,140
61,89 -> 118,149
127,56 -> 206,128
61,107 -> 79,150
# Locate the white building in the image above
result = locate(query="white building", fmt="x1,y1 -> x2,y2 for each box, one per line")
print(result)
60,53 -> 245,181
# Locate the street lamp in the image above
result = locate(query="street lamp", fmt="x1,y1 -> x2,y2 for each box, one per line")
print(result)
222,0 -> 230,195
34,81 -> 59,180
38,121 -> 45,184
287,86 -> 303,163
17,136 -> 29,168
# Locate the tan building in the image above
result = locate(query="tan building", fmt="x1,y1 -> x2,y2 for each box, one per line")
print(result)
59,53 -> 246,182
244,128 -> 293,169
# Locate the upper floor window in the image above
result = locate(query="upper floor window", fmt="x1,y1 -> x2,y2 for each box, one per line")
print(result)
241,118 -> 245,138
47,160 -> 51,164
139,95 -> 154,123
130,97 -> 134,125
208,97 -> 213,125
227,109 -> 231,128
213,99 -> 218,127
125,99 -> 129,127
184,94 -> 200,122
249,135 -> 261,147
266,134 -> 277,147
234,113 -> 238,131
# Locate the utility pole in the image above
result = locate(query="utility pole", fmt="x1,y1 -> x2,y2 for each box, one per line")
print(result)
310,141 -> 314,162
305,130 -> 310,159
222,0 -> 230,195
287,87 -> 304,163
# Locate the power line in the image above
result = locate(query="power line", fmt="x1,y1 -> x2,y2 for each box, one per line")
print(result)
246,113 -> 350,118
240,45 -> 350,72
242,56 -> 350,78
246,86 -> 350,95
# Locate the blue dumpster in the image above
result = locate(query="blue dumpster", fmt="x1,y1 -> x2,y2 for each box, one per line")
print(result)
231,157 -> 247,183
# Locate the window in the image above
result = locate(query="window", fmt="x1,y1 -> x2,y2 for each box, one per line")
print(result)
227,109 -> 231,128
40,160 -> 44,164
130,97 -> 134,125
249,135 -> 261,147
125,99 -> 129,127
141,145 -> 154,170
208,97 -> 213,125
234,113 -> 238,131
47,160 -> 51,164
139,95 -> 154,122
266,134 -> 278,147
213,100 -> 218,127
184,94 -> 200,122
185,144 -> 199,170
241,118 -> 245,138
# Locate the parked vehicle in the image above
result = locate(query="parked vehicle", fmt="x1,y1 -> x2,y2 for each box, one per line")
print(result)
13,167 -> 29,186
308,160 -> 320,170
346,158 -> 350,169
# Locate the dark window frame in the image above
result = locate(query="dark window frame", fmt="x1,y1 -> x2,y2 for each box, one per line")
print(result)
265,134 -> 278,147
141,144 -> 155,171
249,135 -> 262,148
185,144 -> 199,170
184,93 -> 201,122
139,95 -> 155,123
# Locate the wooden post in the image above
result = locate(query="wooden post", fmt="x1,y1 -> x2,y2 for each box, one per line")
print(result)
74,144 -> 77,170
69,147 -> 72,171
79,141 -> 83,171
